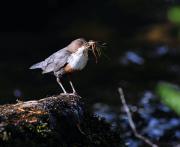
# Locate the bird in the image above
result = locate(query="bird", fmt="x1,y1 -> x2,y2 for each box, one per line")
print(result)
29,38 -> 96,95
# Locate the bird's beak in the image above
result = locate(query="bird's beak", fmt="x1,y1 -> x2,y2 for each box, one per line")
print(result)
88,40 -> 101,63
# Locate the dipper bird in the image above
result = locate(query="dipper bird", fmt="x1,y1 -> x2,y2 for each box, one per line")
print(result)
30,38 -> 97,94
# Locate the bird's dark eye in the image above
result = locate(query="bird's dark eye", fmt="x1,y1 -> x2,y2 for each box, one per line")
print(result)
84,42 -> 89,47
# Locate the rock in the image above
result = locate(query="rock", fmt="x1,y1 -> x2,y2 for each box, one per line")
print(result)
0,94 -> 122,147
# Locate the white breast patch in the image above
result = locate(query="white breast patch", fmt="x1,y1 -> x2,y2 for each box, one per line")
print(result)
67,47 -> 88,70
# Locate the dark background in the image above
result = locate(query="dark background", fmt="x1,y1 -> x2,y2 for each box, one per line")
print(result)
0,0 -> 172,103
0,1 -> 180,145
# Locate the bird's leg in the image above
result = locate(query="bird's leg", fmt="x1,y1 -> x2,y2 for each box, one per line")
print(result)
56,77 -> 67,94
68,75 -> 77,94
69,80 -> 76,94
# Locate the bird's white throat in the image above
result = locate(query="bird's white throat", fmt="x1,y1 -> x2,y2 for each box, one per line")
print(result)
67,46 -> 88,70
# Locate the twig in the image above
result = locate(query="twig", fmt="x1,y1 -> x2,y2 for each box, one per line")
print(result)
118,88 -> 158,147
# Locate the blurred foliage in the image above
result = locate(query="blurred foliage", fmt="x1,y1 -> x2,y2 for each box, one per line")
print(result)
168,6 -> 180,25
157,82 -> 180,115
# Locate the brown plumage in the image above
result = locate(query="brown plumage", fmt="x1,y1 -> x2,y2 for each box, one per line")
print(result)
30,38 -> 91,94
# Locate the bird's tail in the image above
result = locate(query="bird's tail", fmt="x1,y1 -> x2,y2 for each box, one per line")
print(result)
29,61 -> 44,69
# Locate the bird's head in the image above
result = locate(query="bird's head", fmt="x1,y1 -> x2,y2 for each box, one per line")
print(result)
67,38 -> 88,53
67,38 -> 105,63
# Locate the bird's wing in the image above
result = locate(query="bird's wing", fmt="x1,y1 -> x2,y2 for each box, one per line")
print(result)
42,48 -> 71,73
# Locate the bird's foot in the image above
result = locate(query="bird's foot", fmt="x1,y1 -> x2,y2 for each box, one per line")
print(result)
60,92 -> 69,96
68,92 -> 81,98
59,92 -> 81,98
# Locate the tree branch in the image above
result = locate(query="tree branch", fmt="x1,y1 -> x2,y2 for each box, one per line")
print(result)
118,88 -> 158,147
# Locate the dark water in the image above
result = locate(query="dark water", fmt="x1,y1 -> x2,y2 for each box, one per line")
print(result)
92,45 -> 180,146
0,0 -> 180,146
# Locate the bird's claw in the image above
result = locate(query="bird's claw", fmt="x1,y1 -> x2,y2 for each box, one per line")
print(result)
60,92 -> 68,96
69,92 -> 81,98
60,92 -> 81,98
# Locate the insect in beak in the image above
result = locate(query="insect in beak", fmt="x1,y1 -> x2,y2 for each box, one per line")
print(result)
88,40 -> 102,63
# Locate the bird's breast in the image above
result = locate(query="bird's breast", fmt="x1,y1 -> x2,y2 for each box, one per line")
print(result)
67,51 -> 88,71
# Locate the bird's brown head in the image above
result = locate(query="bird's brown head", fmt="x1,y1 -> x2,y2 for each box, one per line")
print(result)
67,38 -> 105,63
67,38 -> 88,53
